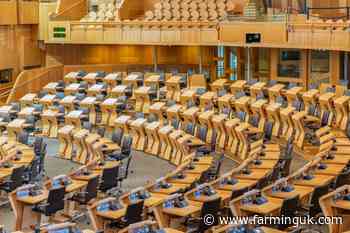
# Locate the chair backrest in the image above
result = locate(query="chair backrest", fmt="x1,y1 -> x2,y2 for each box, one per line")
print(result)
280,195 -> 299,217
335,171 -> 350,189
121,136 -> 133,155
125,200 -> 144,225
18,132 -> 29,145
10,166 -> 25,190
101,166 -> 119,191
33,137 -> 44,155
96,127 -> 105,137
197,126 -> 207,142
198,197 -> 221,232
86,176 -> 99,201
310,183 -> 330,217
47,186 -> 66,214
185,123 -> 195,135
112,129 -> 124,146
231,187 -> 249,200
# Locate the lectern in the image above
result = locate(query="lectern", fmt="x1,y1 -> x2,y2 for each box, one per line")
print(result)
19,93 -> 37,108
60,95 -> 77,113
267,84 -> 285,103
230,80 -> 246,96
234,96 -> 251,122
165,76 -> 185,102
134,86 -> 154,113
73,129 -> 90,164
43,82 -> 59,94
87,84 -> 106,97
145,121 -> 161,155
104,72 -> 122,92
65,110 -> 84,131
265,103 -> 282,138
7,119 -> 27,142
114,115 -> 131,135
180,89 -> 197,108
101,98 -> 119,127
166,104 -> 182,129
149,102 -> 166,125
210,79 -> 228,93
250,99 -> 267,131
334,96 -> 350,131
218,94 -> 234,116
285,86 -> 303,108
199,91 -> 216,111
80,97 -> 97,125
41,110 -> 59,138
130,118 -> 147,151
198,111 -> 215,144
318,92 -> 336,126
211,114 -> 227,149
249,82 -> 266,100
158,125 -> 174,160
39,94 -> 57,110
58,125 -> 75,160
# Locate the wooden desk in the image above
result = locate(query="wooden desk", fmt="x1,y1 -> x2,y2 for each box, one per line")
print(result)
199,91 -> 216,111
158,125 -> 174,160
250,82 -> 266,100
130,118 -> 147,151
58,125 -> 75,160
82,73 -> 98,85
230,80 -> 246,95
264,185 -> 313,203
302,89 -> 319,113
198,111 -> 215,144
80,97 -> 97,125
218,94 -> 234,115
101,98 -> 118,127
7,119 -> 27,142
60,95 -> 77,113
240,196 -> 283,216
268,84 -> 285,103
234,96 -> 251,122
123,73 -> 143,93
65,110 -> 84,130
319,92 -> 336,126
43,82 -> 59,94
280,106 -> 295,141
134,86 -> 153,113
265,103 -> 282,137
72,129 -> 90,164
162,204 -> 201,217
294,174 -> 334,187
224,118 -> 241,156
39,94 -> 57,110
233,169 -> 271,181
211,79 -> 228,93
180,89 -> 196,108
41,110 -> 60,138
313,163 -> 346,176
150,183 -> 188,195
334,96 -> 350,131
250,159 -> 278,170
87,84 -> 106,96
184,164 -> 211,175
250,99 -> 268,132
167,173 -> 200,185
149,102 -> 166,125
145,121 -> 161,155
9,189 -> 48,231
64,83 -> 81,96
285,86 -> 303,107
165,76 -> 185,102
19,93 -> 37,108
18,107 -> 36,119
104,72 -> 122,91
64,71 -> 79,83
211,114 -> 227,149
166,104 -> 182,128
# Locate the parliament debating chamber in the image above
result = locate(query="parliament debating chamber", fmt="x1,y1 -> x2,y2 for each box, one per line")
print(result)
3,0 -> 350,233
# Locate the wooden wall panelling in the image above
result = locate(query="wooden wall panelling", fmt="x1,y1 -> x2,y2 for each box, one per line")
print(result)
0,0 -> 18,25
330,51 -> 340,85
18,0 -> 39,24
122,25 -> 142,42
220,22 -> 287,45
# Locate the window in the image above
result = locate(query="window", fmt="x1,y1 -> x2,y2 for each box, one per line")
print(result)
278,49 -> 301,78
0,69 -> 12,84
217,46 -> 224,78
229,48 -> 237,80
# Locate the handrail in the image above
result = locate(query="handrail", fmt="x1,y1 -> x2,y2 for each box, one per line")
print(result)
6,65 -> 64,104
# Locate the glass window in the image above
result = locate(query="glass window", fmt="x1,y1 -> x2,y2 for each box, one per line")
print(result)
0,69 -> 12,84
229,48 -> 237,81
217,46 -> 224,78
310,50 -> 330,86
278,49 -> 301,78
